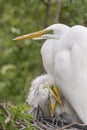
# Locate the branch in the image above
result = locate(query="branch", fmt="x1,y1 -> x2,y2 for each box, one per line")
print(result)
41,0 -> 51,6
0,103 -> 11,124
57,122 -> 87,130
54,0 -> 62,23
44,0 -> 51,27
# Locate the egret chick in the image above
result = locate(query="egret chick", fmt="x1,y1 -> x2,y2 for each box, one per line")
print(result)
26,74 -> 62,118
27,74 -> 79,123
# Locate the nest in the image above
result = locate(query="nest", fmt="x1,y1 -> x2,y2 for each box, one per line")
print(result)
0,103 -> 87,130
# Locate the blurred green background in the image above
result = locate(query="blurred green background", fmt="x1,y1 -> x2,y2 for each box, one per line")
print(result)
0,0 -> 87,104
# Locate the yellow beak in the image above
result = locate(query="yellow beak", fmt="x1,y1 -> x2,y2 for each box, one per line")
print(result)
50,85 -> 62,106
50,102 -> 56,117
49,85 -> 62,117
13,29 -> 52,41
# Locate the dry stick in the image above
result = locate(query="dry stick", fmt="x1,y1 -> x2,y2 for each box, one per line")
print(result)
45,121 -> 54,128
36,121 -> 48,129
0,103 -> 11,124
31,123 -> 44,130
56,122 -> 87,130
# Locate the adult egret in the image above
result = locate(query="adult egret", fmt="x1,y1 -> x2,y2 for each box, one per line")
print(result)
13,24 -> 87,123
27,74 -> 79,122
13,24 -> 70,76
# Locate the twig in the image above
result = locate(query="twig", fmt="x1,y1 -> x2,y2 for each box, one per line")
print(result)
56,122 -> 87,130
44,121 -> 54,128
19,125 -> 26,130
31,123 -> 44,130
36,121 -> 48,129
0,103 -> 11,124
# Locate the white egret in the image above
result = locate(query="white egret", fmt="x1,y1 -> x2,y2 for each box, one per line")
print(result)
27,74 -> 79,122
13,24 -> 87,123
13,24 -> 70,76
26,74 -> 62,118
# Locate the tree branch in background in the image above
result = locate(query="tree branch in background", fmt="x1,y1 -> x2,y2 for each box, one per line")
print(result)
42,0 -> 51,27
54,0 -> 62,23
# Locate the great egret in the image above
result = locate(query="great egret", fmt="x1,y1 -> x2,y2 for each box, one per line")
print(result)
13,24 -> 87,123
26,74 -> 62,118
27,74 -> 79,122
13,24 -> 70,76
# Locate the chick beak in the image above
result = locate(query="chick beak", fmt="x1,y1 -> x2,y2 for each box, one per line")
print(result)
49,85 -> 62,106
49,85 -> 62,117
50,101 -> 56,117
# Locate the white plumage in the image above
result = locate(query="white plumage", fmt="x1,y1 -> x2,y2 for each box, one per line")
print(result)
13,24 -> 87,123
41,24 -> 70,76
41,25 -> 87,123
55,25 -> 87,123
26,74 -> 54,116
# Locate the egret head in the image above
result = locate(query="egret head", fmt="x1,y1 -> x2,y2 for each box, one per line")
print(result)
13,24 -> 70,41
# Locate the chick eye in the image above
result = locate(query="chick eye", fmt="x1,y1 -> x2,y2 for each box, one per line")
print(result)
44,88 -> 48,92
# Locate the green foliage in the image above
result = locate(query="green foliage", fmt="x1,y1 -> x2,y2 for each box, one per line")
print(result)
0,0 -> 87,129
0,0 -> 87,104
0,103 -> 36,130
60,0 -> 87,25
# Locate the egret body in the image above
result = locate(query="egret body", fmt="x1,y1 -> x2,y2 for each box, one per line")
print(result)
13,24 -> 87,123
54,25 -> 87,123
